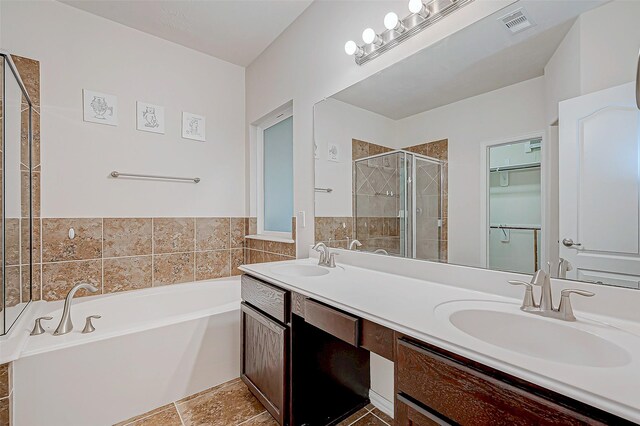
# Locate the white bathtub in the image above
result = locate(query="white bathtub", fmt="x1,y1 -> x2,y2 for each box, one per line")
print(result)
13,277 -> 241,426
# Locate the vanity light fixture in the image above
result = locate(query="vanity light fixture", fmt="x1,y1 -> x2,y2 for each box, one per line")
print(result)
345,0 -> 475,65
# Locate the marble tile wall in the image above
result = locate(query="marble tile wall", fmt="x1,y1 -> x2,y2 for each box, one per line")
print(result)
33,217 -> 297,302
0,363 -> 10,426
244,218 -> 296,264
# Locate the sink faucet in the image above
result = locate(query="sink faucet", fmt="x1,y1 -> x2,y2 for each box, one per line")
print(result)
312,242 -> 337,268
509,269 -> 594,321
349,239 -> 362,250
53,283 -> 99,335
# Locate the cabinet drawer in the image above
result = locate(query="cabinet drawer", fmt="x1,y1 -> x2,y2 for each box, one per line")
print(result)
395,394 -> 453,426
304,299 -> 360,346
396,339 -> 604,426
241,275 -> 288,323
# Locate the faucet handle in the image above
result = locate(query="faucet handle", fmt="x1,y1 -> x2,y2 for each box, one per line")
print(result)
82,315 -> 101,334
558,289 -> 595,321
327,252 -> 339,268
508,281 -> 537,311
30,316 -> 53,336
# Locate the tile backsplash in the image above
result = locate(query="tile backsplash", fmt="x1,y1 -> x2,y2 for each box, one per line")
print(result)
31,217 -> 296,302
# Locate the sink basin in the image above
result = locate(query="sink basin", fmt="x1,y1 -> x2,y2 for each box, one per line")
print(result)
438,302 -> 631,367
271,264 -> 330,277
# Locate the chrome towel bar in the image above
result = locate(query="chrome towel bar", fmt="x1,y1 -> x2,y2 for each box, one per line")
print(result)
110,171 -> 200,183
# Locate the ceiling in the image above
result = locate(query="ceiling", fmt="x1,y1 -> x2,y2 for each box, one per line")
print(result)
332,0 -> 607,120
59,0 -> 314,67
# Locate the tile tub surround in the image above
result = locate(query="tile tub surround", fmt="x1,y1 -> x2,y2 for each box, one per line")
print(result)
35,217 -> 297,302
115,378 -> 278,426
116,378 -> 392,426
244,217 -> 297,265
0,363 -> 10,426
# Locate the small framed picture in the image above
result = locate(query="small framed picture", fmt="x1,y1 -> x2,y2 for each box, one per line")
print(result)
83,90 -> 118,126
136,101 -> 165,134
182,112 -> 206,141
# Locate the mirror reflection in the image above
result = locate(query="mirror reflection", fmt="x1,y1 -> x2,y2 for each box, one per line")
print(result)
1,53 -> 34,334
314,0 -> 640,288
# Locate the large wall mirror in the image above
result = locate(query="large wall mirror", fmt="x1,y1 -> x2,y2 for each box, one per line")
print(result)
1,52 -> 34,334
313,0 -> 640,288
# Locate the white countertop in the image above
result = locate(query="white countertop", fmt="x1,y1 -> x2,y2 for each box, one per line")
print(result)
240,257 -> 640,423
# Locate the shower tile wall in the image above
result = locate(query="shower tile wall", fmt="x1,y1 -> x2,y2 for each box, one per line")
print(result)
3,55 -> 40,310
33,217 -> 296,302
404,139 -> 449,261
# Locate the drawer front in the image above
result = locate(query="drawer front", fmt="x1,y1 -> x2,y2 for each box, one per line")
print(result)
360,319 -> 395,361
396,339 -> 603,426
241,274 -> 288,323
304,299 -> 360,346
241,302 -> 288,425
395,394 -> 452,426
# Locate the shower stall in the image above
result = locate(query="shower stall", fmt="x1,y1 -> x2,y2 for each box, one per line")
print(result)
353,150 -> 445,261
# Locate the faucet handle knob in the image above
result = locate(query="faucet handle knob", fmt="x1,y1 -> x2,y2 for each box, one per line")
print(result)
558,289 -> 595,321
30,316 -> 53,336
508,281 -> 537,311
327,252 -> 339,268
82,315 -> 101,334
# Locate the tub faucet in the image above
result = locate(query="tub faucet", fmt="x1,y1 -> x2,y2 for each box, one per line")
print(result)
53,283 -> 98,336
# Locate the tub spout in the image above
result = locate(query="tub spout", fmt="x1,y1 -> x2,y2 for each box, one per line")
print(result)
53,283 -> 98,336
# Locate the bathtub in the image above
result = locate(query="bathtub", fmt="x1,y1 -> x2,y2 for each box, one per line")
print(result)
13,277 -> 241,426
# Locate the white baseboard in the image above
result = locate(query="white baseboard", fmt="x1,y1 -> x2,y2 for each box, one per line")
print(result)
369,389 -> 394,419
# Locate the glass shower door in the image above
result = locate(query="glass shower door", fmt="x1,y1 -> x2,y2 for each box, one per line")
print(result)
354,151 -> 408,256
413,155 -> 443,261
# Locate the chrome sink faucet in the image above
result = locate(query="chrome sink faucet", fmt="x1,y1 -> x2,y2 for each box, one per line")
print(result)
509,268 -> 594,321
53,283 -> 99,335
312,242 -> 338,268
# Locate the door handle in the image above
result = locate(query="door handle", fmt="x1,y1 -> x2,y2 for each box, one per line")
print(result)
562,238 -> 582,248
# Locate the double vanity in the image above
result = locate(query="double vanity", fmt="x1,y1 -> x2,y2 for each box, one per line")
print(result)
240,250 -> 640,425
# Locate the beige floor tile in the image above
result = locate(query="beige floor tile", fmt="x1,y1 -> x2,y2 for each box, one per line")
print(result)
239,411 -> 277,425
115,404 -> 182,426
177,379 -> 264,426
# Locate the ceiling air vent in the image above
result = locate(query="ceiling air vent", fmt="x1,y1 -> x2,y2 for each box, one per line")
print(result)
499,8 -> 535,34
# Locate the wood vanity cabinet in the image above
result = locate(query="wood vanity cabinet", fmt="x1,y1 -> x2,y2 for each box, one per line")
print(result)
395,337 -> 631,426
241,276 -> 289,425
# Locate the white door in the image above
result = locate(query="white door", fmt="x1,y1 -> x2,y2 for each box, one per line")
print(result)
559,82 -> 640,288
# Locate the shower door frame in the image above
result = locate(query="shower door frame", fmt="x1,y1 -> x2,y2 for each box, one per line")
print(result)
408,151 -> 446,261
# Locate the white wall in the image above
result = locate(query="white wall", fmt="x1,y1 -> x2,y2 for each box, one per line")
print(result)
0,0 -> 246,218
314,98 -> 397,217
397,77 -> 546,268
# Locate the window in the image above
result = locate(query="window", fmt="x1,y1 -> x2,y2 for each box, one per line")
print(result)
257,108 -> 293,237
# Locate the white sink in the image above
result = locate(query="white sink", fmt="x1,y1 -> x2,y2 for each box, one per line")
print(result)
271,264 -> 330,277
437,301 -> 631,368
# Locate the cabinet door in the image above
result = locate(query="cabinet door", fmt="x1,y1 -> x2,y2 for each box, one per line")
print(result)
241,302 -> 288,425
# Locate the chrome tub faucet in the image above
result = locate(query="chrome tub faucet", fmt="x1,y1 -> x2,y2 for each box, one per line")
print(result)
53,283 -> 99,336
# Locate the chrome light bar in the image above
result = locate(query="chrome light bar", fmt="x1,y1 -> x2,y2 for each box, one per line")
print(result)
346,0 -> 475,66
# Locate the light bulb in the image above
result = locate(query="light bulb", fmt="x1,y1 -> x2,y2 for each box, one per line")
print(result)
384,12 -> 405,32
408,0 -> 429,17
362,28 -> 376,44
344,40 -> 357,56
384,12 -> 399,30
408,0 -> 423,13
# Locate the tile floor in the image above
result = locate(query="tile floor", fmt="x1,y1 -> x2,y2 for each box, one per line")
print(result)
115,378 -> 393,426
